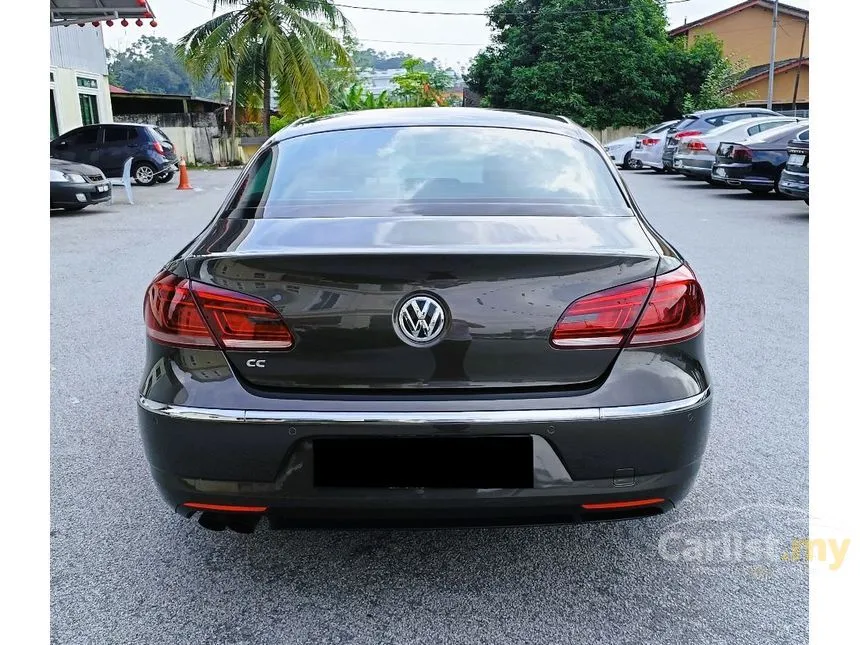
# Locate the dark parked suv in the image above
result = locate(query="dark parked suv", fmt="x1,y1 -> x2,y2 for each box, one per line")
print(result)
661,107 -> 781,171
50,123 -> 179,186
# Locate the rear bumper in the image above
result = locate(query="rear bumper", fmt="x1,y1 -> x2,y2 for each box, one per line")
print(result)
157,160 -> 178,174
673,155 -> 714,177
138,388 -> 712,527
711,164 -> 773,189
662,148 -> 677,168
778,171 -> 809,199
50,181 -> 112,208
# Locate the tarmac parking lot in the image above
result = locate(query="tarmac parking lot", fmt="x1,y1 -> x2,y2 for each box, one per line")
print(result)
50,169 -> 809,645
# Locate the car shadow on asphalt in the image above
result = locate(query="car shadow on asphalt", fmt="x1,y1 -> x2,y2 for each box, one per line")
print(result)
711,190 -> 794,201
49,207 -> 116,218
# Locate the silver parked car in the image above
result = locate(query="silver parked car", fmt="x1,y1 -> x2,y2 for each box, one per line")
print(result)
604,120 -> 678,170
630,120 -> 680,172
673,116 -> 806,182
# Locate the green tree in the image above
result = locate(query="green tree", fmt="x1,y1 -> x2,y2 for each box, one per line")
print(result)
108,36 -> 225,98
682,55 -> 754,112
176,0 -> 351,137
466,0 -> 723,128
391,57 -> 454,107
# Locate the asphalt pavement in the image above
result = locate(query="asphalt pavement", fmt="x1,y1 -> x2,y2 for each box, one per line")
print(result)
50,169 -> 809,645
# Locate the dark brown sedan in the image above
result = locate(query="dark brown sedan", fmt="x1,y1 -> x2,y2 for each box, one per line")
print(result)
138,108 -> 712,532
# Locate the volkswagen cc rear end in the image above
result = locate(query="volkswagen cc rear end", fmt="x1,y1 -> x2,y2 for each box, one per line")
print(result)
138,108 -> 712,532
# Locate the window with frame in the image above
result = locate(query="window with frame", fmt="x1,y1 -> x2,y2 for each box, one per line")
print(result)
104,126 -> 135,143
79,94 -> 100,126
77,77 -> 98,89
50,90 -> 59,139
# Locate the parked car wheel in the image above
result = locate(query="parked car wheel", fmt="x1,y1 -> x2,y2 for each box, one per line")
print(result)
134,162 -> 159,186
622,152 -> 636,170
156,172 -> 175,184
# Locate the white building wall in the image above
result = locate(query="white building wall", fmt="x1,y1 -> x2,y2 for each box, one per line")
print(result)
50,25 -> 112,136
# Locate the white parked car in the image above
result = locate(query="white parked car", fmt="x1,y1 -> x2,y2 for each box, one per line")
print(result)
629,120 -> 680,172
672,116 -> 805,182
603,121 -> 677,169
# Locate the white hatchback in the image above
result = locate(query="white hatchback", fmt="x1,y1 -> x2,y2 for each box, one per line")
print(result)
630,120 -> 680,172
605,120 -> 678,169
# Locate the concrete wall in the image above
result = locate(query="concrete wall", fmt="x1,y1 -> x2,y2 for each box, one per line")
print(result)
586,126 -> 643,144
114,113 -> 223,165
50,25 -> 112,135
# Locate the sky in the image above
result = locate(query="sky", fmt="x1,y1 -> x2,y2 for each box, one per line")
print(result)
102,0 -> 811,71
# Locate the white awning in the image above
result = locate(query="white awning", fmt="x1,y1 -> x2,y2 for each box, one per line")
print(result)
50,0 -> 156,27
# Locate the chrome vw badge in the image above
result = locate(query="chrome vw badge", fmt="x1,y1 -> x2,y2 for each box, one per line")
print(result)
394,295 -> 447,346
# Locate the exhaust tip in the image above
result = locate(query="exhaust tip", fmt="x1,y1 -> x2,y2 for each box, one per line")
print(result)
198,512 -> 227,531
196,511 -> 262,533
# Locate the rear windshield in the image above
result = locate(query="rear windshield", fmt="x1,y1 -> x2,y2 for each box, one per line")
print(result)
223,126 -> 629,218
149,127 -> 171,143
644,120 -> 676,134
672,117 -> 698,131
745,121 -> 809,144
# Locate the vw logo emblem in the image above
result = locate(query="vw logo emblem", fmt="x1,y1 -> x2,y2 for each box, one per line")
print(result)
394,294 -> 447,347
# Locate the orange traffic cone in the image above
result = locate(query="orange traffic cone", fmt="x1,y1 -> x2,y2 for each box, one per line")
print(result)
177,157 -> 192,190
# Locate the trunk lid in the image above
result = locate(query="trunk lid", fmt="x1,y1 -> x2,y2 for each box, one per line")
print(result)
150,127 -> 177,160
184,215 -> 660,392
785,140 -> 809,174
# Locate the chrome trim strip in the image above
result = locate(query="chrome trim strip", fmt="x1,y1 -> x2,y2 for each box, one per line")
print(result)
138,389 -> 710,425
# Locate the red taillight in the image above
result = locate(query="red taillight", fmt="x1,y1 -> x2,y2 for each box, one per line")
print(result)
642,137 -> 659,146
687,140 -> 708,151
550,265 -> 705,350
144,272 -> 216,348
144,271 -> 294,350
675,130 -> 702,139
550,279 -> 653,348
192,281 -> 294,350
153,140 -> 164,155
629,264 -> 705,347
731,145 -> 752,162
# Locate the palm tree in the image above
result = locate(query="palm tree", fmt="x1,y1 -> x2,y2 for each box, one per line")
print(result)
177,1 -> 352,137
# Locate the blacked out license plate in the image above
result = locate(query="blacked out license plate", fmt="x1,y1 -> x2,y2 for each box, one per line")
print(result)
314,436 -> 534,489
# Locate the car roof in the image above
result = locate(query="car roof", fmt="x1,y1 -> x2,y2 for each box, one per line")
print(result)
272,107 -> 589,142
65,123 -> 154,131
686,107 -> 778,118
701,115 -> 798,135
102,122 -> 154,129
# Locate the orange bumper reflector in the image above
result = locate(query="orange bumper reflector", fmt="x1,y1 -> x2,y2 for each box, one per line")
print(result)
581,498 -> 665,510
184,503 -> 268,513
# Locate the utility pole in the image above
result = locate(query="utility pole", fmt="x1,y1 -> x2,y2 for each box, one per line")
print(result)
791,17 -> 808,113
231,59 -> 238,163
766,0 -> 779,110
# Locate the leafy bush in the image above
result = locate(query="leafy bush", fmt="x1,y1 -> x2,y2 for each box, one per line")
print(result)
682,56 -> 755,112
